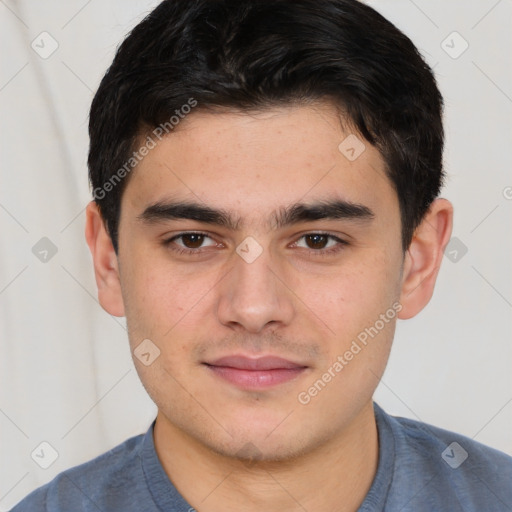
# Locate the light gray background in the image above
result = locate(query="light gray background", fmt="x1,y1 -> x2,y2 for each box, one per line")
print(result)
1,0 -> 511,509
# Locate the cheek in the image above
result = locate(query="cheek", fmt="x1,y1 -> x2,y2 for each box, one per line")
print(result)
120,254 -> 175,342
302,255 -> 399,331
121,253 -> 221,347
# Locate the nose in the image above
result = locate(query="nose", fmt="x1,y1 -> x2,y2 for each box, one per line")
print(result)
216,244 -> 295,333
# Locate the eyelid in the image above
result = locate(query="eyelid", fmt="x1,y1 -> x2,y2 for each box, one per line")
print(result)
290,232 -> 348,255
163,231 -> 221,253
293,233 -> 341,247
162,231 -> 348,256
168,231 -> 217,247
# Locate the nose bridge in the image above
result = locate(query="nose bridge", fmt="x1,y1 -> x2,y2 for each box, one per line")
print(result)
235,246 -> 275,297
216,239 -> 294,332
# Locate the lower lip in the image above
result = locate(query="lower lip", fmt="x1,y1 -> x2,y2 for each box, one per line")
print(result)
205,365 -> 306,390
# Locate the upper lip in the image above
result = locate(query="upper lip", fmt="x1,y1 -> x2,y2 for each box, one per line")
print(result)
205,355 -> 307,371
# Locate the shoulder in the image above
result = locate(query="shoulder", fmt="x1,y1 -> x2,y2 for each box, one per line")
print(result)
376,404 -> 512,511
10,431 -> 149,512
389,409 -> 512,472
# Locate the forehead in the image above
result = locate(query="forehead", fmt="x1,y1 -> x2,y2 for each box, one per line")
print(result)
122,103 -> 396,223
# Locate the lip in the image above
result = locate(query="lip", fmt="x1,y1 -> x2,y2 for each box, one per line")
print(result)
203,355 -> 308,390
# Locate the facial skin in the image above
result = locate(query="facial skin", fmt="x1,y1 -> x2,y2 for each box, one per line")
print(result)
86,103 -> 453,511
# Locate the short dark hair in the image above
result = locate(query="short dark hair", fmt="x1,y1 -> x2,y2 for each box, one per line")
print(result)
88,0 -> 444,253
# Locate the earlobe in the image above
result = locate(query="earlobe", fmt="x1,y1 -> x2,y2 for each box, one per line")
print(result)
85,201 -> 125,317
398,198 -> 453,319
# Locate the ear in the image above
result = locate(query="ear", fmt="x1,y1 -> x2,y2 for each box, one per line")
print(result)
85,201 -> 125,317
398,198 -> 453,319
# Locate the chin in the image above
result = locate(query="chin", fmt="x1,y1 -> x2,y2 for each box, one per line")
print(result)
156,392 -> 335,463
209,436 -> 309,465
194,416 -> 324,465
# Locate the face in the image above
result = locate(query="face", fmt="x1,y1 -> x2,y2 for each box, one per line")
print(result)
115,103 -> 406,460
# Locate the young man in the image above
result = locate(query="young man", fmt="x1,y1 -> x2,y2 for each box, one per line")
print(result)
11,0 -> 512,510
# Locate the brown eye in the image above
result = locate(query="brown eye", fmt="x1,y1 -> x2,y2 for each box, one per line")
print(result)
164,232 -> 218,254
294,233 -> 347,255
181,233 -> 206,248
304,234 -> 329,249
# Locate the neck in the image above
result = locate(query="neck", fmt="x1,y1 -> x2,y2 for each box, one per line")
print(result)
153,400 -> 378,512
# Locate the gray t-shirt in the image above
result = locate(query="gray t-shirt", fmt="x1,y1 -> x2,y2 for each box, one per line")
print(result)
11,403 -> 512,511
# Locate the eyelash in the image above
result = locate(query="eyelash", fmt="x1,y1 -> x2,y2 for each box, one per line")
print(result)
163,232 -> 348,257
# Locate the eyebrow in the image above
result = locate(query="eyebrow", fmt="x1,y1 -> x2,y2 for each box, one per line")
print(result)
138,199 -> 374,230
